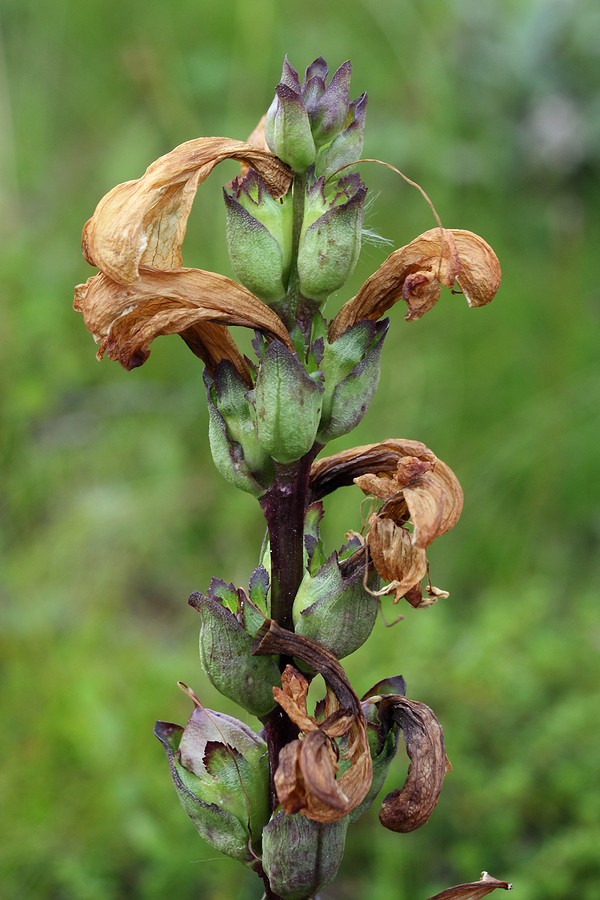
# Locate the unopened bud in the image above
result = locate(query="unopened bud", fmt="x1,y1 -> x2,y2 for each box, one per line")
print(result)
265,59 -> 316,174
316,92 -> 368,179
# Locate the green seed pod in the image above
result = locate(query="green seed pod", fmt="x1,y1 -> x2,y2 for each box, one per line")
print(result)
224,170 -> 292,304
189,579 -> 280,717
318,319 -> 388,442
154,702 -> 270,862
293,544 -> 379,659
254,340 -> 323,464
204,369 -> 273,497
297,174 -> 366,303
261,810 -> 349,900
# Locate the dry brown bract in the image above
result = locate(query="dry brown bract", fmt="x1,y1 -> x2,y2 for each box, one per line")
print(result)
329,227 -> 501,341
74,137 -> 293,379
427,871 -> 512,900
310,440 -> 463,607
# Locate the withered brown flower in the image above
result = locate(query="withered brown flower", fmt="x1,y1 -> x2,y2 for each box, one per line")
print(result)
252,621 -> 372,822
74,137 -> 293,380
310,439 -> 463,607
329,227 -> 501,341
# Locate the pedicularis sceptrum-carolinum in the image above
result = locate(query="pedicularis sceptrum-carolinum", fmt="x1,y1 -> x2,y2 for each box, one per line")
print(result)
75,56 -> 511,900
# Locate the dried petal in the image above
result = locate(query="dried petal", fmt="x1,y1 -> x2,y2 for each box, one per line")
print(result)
383,458 -> 464,549
378,696 -> 449,832
427,872 -> 512,900
82,137 -> 292,284
366,515 -> 428,602
329,228 -> 500,340
253,623 -> 372,822
275,730 -> 348,819
74,267 -> 293,376
310,439 -> 435,501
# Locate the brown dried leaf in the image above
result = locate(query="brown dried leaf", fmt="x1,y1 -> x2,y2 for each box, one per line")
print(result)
427,872 -> 512,900
378,696 -> 448,832
74,267 -> 293,375
82,137 -> 292,284
366,515 -> 428,601
329,227 -> 500,341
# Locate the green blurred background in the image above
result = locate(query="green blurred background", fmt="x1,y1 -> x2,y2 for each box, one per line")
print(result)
2,0 -> 599,897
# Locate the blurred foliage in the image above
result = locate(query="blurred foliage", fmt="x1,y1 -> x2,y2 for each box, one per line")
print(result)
1,0 -> 600,897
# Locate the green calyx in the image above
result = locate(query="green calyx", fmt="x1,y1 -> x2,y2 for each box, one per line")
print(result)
154,706 -> 270,862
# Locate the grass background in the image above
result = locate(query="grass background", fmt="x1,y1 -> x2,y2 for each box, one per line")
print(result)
2,0 -> 599,897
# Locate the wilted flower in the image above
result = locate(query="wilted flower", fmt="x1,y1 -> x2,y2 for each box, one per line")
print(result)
329,227 -> 501,341
252,621 -> 372,822
310,439 -> 463,607
74,137 -> 293,377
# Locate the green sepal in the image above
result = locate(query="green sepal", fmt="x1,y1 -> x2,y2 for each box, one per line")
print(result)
318,319 -> 388,442
204,369 -> 272,497
224,192 -> 287,303
292,548 -> 379,659
297,179 -> 366,303
261,810 -> 349,900
154,715 -> 270,862
254,340 -> 323,464
189,587 -> 280,717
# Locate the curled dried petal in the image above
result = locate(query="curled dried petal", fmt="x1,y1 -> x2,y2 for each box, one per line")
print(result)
329,228 -> 500,340
383,458 -> 464,549
310,439 -> 435,501
378,696 -> 449,833
83,137 -> 292,284
427,872 -> 512,900
74,267 -> 293,377
274,730 -> 348,820
366,515 -> 428,602
253,623 -> 372,822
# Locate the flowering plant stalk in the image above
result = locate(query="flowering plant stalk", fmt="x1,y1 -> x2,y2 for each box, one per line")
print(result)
75,56 -> 511,900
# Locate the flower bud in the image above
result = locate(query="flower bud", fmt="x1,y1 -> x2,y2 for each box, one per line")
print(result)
306,60 -> 352,145
297,174 -> 366,303
224,170 -> 292,304
204,368 -> 273,497
316,92 -> 368,179
254,340 -> 323,464
261,810 -> 348,900
293,539 -> 379,659
265,58 -> 316,174
154,699 -> 270,862
189,578 -> 281,717
318,319 -> 388,442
